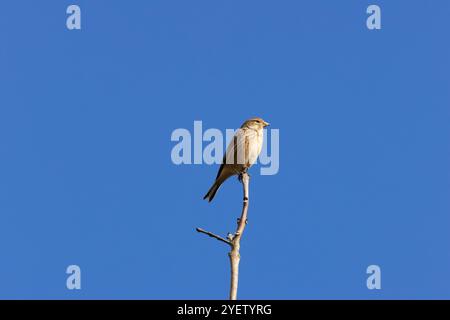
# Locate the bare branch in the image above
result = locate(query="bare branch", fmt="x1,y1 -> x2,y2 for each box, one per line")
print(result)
228,172 -> 250,300
196,172 -> 251,300
196,227 -> 232,246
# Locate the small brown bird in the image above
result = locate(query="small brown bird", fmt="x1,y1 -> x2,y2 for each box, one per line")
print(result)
203,117 -> 269,202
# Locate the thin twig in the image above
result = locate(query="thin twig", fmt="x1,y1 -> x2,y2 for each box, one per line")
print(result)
228,172 -> 249,300
196,172 -> 250,300
196,227 -> 232,246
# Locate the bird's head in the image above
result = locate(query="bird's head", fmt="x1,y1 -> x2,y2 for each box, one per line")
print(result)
241,117 -> 270,130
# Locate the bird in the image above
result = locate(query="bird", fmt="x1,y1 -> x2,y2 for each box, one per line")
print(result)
203,117 -> 269,202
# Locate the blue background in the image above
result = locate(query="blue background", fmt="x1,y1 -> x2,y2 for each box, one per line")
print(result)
1,1 -> 449,299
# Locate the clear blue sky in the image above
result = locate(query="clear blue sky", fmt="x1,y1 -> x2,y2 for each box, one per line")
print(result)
1,1 -> 449,299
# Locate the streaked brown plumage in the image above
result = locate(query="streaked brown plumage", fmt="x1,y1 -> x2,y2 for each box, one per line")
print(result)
203,117 -> 269,202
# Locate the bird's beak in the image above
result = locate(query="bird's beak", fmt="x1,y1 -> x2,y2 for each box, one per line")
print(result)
264,121 -> 270,127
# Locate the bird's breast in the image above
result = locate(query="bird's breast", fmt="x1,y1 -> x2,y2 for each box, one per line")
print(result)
247,129 -> 263,167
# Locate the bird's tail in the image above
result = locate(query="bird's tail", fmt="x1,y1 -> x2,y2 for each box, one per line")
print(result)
203,181 -> 221,202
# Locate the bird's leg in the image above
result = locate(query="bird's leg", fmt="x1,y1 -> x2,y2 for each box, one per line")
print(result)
238,168 -> 250,182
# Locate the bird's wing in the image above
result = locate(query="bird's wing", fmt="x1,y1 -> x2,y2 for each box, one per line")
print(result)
224,128 -> 256,166
215,128 -> 256,181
